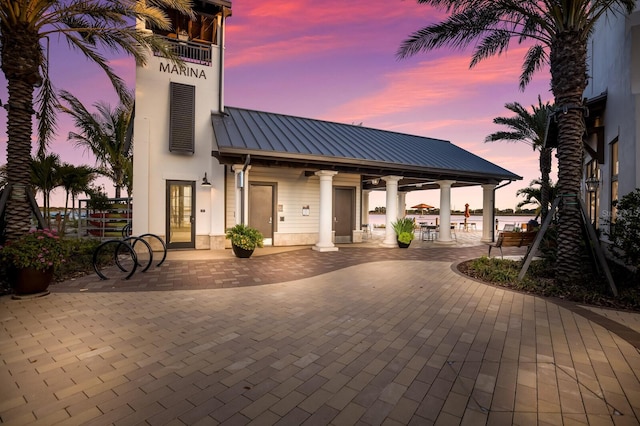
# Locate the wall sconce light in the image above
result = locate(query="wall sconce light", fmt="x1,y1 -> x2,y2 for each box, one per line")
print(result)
371,178 -> 379,185
585,175 -> 599,193
201,172 -> 212,187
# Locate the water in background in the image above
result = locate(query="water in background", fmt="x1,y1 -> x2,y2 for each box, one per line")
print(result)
366,214 -> 535,231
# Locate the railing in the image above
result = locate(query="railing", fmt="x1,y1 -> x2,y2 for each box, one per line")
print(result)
155,37 -> 213,66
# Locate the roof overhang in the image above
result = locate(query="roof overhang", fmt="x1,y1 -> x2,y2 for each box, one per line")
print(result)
211,107 -> 522,191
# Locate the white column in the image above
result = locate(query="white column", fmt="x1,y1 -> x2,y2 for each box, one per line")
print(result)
436,180 -> 455,243
381,176 -> 403,247
397,192 -> 407,219
481,184 -> 496,243
362,190 -> 371,226
232,165 -> 251,225
313,170 -> 339,252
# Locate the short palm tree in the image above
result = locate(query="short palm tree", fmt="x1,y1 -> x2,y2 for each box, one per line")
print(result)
59,91 -> 133,199
0,0 -> 192,241
486,97 -> 554,221
30,153 -> 61,228
516,179 -> 557,214
57,163 -> 97,234
397,0 -> 637,284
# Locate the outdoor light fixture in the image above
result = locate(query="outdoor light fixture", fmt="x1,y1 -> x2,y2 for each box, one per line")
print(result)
371,178 -> 380,185
585,175 -> 600,193
201,172 -> 212,187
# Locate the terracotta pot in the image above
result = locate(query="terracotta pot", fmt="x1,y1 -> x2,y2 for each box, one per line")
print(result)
11,266 -> 54,296
232,244 -> 254,258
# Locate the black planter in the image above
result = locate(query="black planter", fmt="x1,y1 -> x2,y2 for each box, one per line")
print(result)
397,240 -> 411,248
232,244 -> 255,258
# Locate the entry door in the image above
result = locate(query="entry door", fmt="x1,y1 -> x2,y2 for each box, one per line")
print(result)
249,183 -> 275,244
334,187 -> 354,243
166,181 -> 195,249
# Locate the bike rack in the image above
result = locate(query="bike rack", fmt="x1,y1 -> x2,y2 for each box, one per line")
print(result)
92,232 -> 166,280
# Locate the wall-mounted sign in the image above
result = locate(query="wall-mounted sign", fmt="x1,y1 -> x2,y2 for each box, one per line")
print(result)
159,62 -> 207,79
302,205 -> 310,216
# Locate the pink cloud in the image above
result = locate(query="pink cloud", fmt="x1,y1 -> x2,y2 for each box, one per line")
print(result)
323,46 -> 544,124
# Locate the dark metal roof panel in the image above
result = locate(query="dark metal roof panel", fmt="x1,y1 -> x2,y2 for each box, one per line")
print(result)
212,107 -> 520,180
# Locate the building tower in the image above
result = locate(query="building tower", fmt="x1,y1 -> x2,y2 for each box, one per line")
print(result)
133,0 -> 231,249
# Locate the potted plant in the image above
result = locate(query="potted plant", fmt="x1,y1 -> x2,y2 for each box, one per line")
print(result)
0,228 -> 67,296
225,224 -> 264,258
391,218 -> 415,248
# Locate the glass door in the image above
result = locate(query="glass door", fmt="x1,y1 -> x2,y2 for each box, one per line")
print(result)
166,181 -> 195,249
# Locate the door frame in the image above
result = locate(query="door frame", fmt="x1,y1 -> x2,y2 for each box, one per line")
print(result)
249,182 -> 277,242
165,180 -> 196,249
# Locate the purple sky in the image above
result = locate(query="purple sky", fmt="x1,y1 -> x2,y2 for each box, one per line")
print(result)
0,0 -> 554,211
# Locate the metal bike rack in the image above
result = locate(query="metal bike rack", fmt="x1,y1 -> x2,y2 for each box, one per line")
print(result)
92,232 -> 166,280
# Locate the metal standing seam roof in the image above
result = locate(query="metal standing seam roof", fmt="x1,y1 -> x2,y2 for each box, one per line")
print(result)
211,107 -> 521,184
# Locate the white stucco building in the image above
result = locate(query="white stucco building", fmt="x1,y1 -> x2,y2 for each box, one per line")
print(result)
132,0 -> 522,251
583,4 -> 640,230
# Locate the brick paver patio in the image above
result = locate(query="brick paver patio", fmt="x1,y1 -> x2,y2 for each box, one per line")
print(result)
2,236 -> 640,425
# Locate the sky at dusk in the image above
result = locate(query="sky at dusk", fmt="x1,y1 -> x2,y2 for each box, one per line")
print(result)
0,0 -> 555,211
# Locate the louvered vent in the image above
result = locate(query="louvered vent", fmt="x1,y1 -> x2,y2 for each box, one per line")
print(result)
169,82 -> 195,154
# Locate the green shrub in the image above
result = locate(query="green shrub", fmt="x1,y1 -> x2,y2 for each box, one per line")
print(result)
391,218 -> 415,241
610,188 -> 640,270
398,232 -> 413,244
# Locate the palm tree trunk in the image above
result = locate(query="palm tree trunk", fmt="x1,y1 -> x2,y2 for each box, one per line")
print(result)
1,26 -> 41,240
550,31 -> 588,284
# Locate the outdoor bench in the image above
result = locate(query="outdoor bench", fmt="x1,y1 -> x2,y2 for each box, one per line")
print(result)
487,231 -> 538,259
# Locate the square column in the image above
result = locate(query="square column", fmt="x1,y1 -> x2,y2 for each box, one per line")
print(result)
313,170 -> 339,252
362,190 -> 371,227
397,192 -> 407,219
436,180 -> 456,243
482,184 -> 496,243
232,165 -> 251,225
381,176 -> 403,247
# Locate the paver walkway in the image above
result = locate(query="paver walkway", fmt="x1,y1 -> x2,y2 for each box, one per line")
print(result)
2,236 -> 640,425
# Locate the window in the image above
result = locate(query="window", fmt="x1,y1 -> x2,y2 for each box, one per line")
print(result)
610,138 -> 619,233
169,82 -> 195,154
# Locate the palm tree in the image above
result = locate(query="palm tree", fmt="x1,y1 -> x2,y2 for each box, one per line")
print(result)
57,163 -> 96,234
59,91 -> 132,198
486,97 -> 554,221
516,179 -> 557,214
0,0 -> 192,241
30,153 -> 61,227
397,0 -> 636,284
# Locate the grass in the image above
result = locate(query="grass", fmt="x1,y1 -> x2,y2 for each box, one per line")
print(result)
458,256 -> 640,312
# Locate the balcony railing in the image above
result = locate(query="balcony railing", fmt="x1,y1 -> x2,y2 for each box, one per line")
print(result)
155,36 -> 213,66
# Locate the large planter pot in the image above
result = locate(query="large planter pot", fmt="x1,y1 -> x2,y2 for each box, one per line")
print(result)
10,266 -> 53,297
232,244 -> 255,258
397,240 -> 411,248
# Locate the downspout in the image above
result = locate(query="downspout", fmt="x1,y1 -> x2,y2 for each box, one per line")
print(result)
240,154 -> 251,224
492,180 -> 513,242
218,7 -> 227,114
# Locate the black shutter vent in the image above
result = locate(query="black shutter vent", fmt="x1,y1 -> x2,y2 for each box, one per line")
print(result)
169,82 -> 195,154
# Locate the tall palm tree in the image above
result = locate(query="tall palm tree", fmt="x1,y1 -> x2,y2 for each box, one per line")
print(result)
397,0 -> 636,284
58,91 -> 132,198
486,96 -> 554,221
30,153 -> 61,227
57,163 -> 96,234
0,0 -> 192,241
